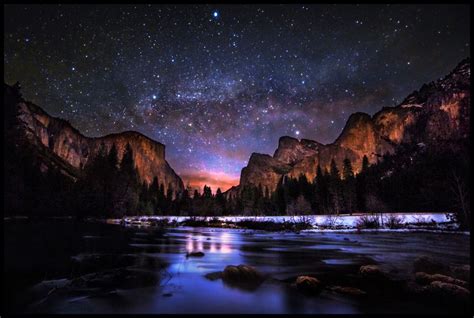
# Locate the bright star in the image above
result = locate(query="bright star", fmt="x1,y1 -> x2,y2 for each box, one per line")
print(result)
295,130 -> 300,135
152,95 -> 157,100
213,11 -> 219,18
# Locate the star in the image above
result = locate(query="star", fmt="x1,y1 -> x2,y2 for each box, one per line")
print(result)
3,4 -> 469,192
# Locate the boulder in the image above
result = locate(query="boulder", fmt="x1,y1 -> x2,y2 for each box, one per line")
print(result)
413,256 -> 449,275
359,265 -> 385,280
222,264 -> 262,283
415,272 -> 468,288
330,286 -> 366,297
295,276 -> 323,294
423,281 -> 470,302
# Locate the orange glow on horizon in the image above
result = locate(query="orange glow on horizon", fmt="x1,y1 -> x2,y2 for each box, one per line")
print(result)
181,170 -> 239,193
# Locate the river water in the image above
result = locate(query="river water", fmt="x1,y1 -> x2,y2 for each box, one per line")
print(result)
4,220 -> 470,314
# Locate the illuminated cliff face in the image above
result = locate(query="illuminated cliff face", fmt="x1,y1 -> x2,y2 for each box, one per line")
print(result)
232,58 -> 470,195
17,100 -> 184,193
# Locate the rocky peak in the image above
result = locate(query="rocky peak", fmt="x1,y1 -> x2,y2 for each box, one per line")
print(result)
273,136 -> 320,165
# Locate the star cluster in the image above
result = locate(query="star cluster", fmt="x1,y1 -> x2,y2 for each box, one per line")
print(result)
4,4 -> 470,191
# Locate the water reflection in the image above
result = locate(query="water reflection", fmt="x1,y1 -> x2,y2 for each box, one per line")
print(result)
4,222 -> 470,314
185,231 -> 232,254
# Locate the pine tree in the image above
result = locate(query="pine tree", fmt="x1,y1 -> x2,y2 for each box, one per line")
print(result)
273,178 -> 287,215
356,155 -> 370,212
117,143 -> 140,217
328,159 -> 342,214
215,188 -> 226,216
342,158 -> 356,213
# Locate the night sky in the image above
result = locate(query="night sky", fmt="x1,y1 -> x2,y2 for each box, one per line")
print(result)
4,4 -> 470,191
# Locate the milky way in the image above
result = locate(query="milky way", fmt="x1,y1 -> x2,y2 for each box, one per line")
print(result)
4,4 -> 470,191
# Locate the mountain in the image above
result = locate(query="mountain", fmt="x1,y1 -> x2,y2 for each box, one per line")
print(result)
229,58 -> 470,197
4,83 -> 184,193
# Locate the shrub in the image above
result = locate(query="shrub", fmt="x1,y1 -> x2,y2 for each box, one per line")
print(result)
356,214 -> 380,229
384,214 -> 405,229
320,214 -> 341,229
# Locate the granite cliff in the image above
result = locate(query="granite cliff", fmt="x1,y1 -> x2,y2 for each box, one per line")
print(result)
229,58 -> 470,196
5,84 -> 184,193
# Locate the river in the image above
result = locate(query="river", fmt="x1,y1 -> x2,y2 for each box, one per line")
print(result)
4,219 -> 470,314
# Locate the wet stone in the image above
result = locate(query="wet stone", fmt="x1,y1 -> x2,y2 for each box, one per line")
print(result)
415,272 -> 468,288
186,251 -> 205,258
422,281 -> 470,303
295,276 -> 323,295
204,271 -> 223,281
222,264 -> 262,283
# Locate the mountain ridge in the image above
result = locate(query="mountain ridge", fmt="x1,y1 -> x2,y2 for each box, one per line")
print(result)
227,58 -> 470,197
6,83 -> 184,193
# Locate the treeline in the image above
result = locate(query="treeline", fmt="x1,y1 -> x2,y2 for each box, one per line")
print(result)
226,156 -> 375,216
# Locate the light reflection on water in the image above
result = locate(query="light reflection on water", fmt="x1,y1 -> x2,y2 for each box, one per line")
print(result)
5,222 -> 470,314
185,231 -> 233,254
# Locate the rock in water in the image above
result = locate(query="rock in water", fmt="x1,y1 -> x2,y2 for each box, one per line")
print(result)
222,264 -> 262,283
423,281 -> 470,303
204,272 -> 222,281
359,265 -> 386,279
295,276 -> 322,294
186,251 -> 205,258
415,272 -> 468,288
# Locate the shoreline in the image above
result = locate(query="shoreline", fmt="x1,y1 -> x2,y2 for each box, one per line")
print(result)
109,213 -> 468,234
4,213 -> 470,234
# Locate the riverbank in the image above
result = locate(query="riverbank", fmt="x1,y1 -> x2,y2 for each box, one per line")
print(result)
104,212 -> 467,233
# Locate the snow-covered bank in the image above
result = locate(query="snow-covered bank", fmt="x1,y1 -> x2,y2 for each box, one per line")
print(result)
107,212 -> 463,232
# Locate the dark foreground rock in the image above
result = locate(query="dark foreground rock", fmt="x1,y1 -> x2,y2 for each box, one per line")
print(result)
359,265 -> 386,280
221,264 -> 264,291
295,276 -> 323,295
422,281 -> 470,303
222,264 -> 262,283
415,272 -> 469,288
